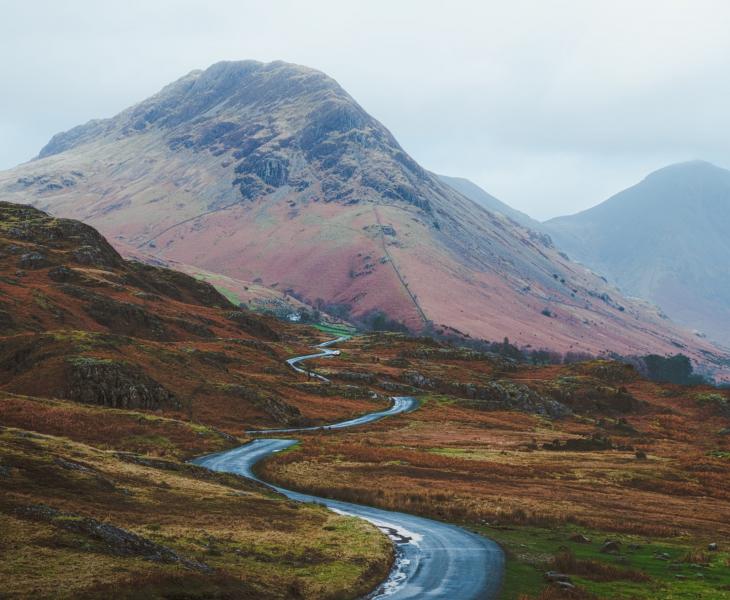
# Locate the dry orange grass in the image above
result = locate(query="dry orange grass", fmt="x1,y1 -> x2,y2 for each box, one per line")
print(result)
260,337 -> 730,540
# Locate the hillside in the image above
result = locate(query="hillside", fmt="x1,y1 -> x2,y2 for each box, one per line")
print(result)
544,161 -> 730,346
0,61 -> 727,375
0,202 -> 387,431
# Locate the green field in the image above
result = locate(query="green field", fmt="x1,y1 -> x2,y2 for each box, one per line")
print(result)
313,322 -> 358,336
483,524 -> 730,599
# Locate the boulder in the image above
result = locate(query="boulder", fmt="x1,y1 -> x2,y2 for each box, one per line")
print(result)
18,251 -> 50,269
600,540 -> 622,554
545,571 -> 572,583
63,357 -> 178,410
555,581 -> 576,590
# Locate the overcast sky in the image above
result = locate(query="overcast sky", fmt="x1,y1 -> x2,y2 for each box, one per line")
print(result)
1,0 -> 729,220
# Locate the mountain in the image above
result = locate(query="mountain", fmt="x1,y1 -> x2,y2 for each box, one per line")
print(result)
544,161 -> 730,346
437,174 -> 542,230
0,60 -> 726,371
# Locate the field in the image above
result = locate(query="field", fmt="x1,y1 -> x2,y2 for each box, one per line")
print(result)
0,425 -> 391,599
257,334 -> 730,599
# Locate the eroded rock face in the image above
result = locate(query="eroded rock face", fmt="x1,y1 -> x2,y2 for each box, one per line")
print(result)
460,381 -> 572,418
400,367 -> 639,417
545,377 -> 639,413
333,370 -> 377,384
63,357 -> 178,410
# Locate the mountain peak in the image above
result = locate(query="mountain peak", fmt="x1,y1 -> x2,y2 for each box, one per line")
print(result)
544,159 -> 730,346
644,159 -> 728,183
38,60 -> 356,159
36,59 -> 436,213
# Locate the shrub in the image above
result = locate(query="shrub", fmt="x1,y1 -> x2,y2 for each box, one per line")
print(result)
695,392 -> 729,415
550,548 -> 650,582
641,353 -> 707,385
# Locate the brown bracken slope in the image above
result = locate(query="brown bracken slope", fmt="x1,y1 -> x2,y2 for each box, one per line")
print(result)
0,201 -> 388,434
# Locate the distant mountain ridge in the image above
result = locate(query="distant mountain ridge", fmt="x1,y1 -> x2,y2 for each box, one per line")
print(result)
0,60 -> 726,374
437,174 -> 542,230
544,160 -> 730,345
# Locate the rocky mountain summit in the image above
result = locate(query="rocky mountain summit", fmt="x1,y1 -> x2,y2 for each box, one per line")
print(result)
1,61 -> 727,374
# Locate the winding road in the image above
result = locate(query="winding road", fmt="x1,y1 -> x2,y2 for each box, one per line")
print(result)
283,335 -> 349,382
193,337 -> 504,599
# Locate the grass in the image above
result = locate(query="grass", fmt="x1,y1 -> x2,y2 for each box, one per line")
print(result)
313,322 -> 357,336
263,432 -> 730,599
2,227 -> 729,600
213,284 -> 243,307
254,333 -> 730,598
487,524 -> 730,599
190,272 -> 244,307
0,392 -> 237,459
0,426 -> 393,600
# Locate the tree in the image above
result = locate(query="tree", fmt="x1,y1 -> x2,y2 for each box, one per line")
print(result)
641,353 -> 704,385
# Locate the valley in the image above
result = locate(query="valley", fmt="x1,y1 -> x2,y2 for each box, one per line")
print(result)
1,52 -> 729,600
0,202 -> 728,598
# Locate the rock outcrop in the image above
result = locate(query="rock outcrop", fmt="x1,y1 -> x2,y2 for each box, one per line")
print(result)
63,357 -> 178,410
